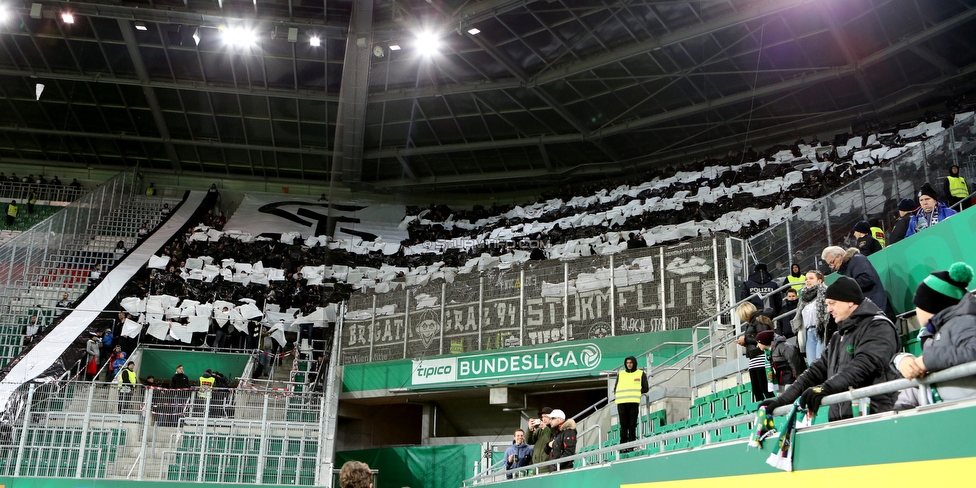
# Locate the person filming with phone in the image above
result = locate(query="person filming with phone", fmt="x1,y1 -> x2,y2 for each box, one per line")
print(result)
526,407 -> 552,468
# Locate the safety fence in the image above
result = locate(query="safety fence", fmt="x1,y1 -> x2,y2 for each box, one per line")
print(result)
0,168 -> 141,368
341,235 -> 749,364
749,113 -> 976,275
0,380 -> 328,485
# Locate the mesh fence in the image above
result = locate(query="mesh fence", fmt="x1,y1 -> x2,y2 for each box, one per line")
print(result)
0,169 -> 142,367
1,381 -> 324,484
341,235 -> 742,364
749,114 -> 976,273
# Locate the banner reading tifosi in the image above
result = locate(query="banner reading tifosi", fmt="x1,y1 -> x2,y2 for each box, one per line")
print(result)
412,343 -> 603,387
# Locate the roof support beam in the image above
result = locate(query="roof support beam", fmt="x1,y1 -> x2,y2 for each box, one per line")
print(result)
0,125 -> 333,156
367,59 -> 976,190
118,19 -> 182,172
365,5 -> 976,159
0,68 -> 340,103
329,0 -> 374,185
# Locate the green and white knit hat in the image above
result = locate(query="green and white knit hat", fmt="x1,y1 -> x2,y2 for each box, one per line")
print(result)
913,262 -> 974,314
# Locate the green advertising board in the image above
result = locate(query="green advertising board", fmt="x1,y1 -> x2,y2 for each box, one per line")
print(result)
867,206 -> 975,314
342,329 -> 692,393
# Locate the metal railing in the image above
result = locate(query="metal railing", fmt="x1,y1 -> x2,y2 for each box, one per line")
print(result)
464,359 -> 976,485
0,380 -> 329,485
0,167 -> 142,368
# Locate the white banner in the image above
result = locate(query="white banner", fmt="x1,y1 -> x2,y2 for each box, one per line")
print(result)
224,194 -> 407,242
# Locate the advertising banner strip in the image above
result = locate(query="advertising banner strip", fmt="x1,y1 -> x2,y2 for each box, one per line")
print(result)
411,343 -> 603,387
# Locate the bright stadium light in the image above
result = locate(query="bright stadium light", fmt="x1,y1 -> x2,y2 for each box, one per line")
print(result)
415,30 -> 440,57
221,25 -> 257,49
309,35 -> 321,47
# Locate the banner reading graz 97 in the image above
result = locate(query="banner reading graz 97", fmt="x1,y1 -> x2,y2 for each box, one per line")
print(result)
340,236 -> 734,365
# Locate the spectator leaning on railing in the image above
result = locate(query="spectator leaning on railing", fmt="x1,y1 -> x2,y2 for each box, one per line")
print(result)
759,276 -> 900,421
893,262 -> 976,408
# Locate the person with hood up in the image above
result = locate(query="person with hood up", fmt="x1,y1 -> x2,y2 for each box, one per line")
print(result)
545,409 -> 577,472
893,262 -> 976,408
905,182 -> 956,238
784,263 -> 805,292
741,263 -> 782,316
614,356 -> 649,450
759,276 -> 900,421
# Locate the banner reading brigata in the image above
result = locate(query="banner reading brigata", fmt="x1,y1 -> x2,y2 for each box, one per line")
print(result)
411,343 -> 603,387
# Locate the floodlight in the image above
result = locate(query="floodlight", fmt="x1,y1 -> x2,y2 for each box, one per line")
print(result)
389,44 -> 401,51
61,12 -> 74,24
221,25 -> 256,48
309,36 -> 321,47
467,28 -> 480,35
192,27 -> 201,45
135,22 -> 148,31
415,30 -> 439,57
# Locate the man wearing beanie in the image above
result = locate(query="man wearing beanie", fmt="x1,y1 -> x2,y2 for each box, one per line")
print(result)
905,182 -> 956,238
852,220 -> 882,256
893,262 -> 976,407
887,198 -> 917,245
758,276 -> 900,421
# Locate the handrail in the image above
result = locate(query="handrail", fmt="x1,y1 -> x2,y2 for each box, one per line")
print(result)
464,359 -> 976,485
948,189 -> 976,212
570,397 -> 608,421
621,282 -> 794,375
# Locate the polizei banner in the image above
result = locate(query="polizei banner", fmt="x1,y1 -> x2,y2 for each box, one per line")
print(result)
412,343 -> 603,387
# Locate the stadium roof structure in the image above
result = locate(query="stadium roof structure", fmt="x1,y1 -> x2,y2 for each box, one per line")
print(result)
1,0 -> 975,195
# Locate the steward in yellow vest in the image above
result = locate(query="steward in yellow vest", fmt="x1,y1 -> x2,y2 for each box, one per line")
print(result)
198,372 -> 215,398
944,165 -> 969,207
785,264 -> 805,292
6,201 -> 17,226
615,356 -> 649,447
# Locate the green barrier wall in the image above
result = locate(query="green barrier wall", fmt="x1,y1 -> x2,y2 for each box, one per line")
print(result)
491,402 -> 976,487
868,206 -> 976,314
342,328 -> 694,393
336,444 -> 482,488
140,349 -> 250,384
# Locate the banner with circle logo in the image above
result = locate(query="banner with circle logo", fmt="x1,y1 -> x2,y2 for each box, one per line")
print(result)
410,343 -> 614,387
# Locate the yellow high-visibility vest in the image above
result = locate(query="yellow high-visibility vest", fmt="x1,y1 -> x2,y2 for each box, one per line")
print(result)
7,204 -> 17,218
870,226 -> 886,248
615,370 -> 644,404
947,176 -> 969,198
198,376 -> 215,398
786,274 -> 805,291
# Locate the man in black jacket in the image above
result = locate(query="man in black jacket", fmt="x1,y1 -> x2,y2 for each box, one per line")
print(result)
887,198 -> 916,245
758,276 -> 899,421
545,409 -> 577,472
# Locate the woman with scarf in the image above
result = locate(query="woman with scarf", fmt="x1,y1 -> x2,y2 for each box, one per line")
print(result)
791,270 -> 831,365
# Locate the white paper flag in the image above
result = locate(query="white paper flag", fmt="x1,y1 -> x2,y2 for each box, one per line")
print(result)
121,319 -> 142,338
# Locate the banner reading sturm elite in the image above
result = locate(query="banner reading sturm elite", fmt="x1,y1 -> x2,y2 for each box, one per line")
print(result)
411,343 -> 604,387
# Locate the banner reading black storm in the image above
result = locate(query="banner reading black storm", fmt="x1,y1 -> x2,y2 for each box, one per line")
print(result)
341,236 -> 739,364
